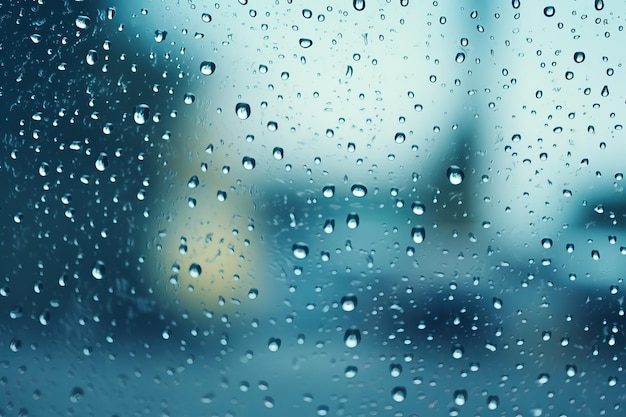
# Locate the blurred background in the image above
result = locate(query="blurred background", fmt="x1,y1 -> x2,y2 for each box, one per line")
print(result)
1,0 -> 624,416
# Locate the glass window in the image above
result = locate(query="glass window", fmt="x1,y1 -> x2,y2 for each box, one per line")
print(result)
3,1 -> 624,416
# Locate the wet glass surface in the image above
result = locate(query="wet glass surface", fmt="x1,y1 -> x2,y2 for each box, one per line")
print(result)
2,1 -> 625,416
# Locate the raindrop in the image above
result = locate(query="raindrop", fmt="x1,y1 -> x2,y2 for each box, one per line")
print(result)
390,364 -> 402,377
187,175 -> 199,188
322,185 -> 335,198
242,156 -> 256,170
292,243 -> 309,259
452,345 -> 464,359
394,132 -> 406,143
344,329 -> 361,348
566,364 -> 577,377
303,9 -> 313,18
345,366 -> 358,378
201,13 -> 212,22
601,85 -> 609,97
541,238 -> 553,248
268,337 -> 281,352
248,288 -> 258,299
353,0 -> 365,11
154,30 -> 167,42
574,51 -> 585,63
411,226 -> 425,244
487,396 -> 499,410
69,387 -> 85,403
537,373 -> 550,385
200,61 -> 216,75
346,213 -> 360,229
133,104 -> 150,125
594,0 -> 604,11
323,219 -> 335,234
391,386 -> 406,402
217,190 -> 227,201
85,49 -> 98,66
351,184 -> 367,197
95,153 -> 108,172
493,298 -> 503,309
447,165 -> 465,185
340,294 -> 358,312
543,6 -> 555,17
299,38 -> 313,48
183,93 -> 195,104
411,202 -> 425,215
273,147 -> 284,160
189,263 -> 202,278
91,261 -> 105,280
455,52 -> 466,63
453,390 -> 467,406
235,102 -> 251,119
75,15 -> 91,29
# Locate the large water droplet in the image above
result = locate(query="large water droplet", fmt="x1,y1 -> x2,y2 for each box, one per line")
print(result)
543,6 -> 555,17
242,156 -> 256,170
341,294 -> 358,312
154,30 -> 167,43
574,51 -> 585,63
299,38 -> 313,48
487,396 -> 499,410
411,202 -> 425,215
200,61 -> 216,75
133,104 -> 150,125
595,0 -> 604,11
268,337 -> 281,352
391,386 -> 406,402
455,52 -> 466,63
452,345 -> 464,359
346,213 -> 360,229
273,147 -> 284,160
75,15 -> 91,29
292,242 -> 309,259
453,390 -> 467,406
187,175 -> 199,188
447,165 -> 465,185
323,219 -> 335,234
344,366 -> 358,378
411,226 -> 425,244
85,49 -> 98,66
541,238 -> 553,248
322,185 -> 335,198
91,261 -> 106,280
566,364 -> 577,377
351,184 -> 367,197
95,153 -> 108,172
189,263 -> 202,278
344,329 -> 361,348
236,102 -> 251,119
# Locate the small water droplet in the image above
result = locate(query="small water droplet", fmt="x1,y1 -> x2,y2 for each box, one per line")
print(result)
344,328 -> 361,348
541,238 -> 553,248
154,30 -> 167,43
187,175 -> 199,188
411,226 -> 425,244
394,132 -> 406,143
69,387 -> 85,403
452,345 -> 464,359
75,15 -> 91,30
200,61 -> 216,75
292,243 -> 309,259
322,185 -> 335,198
85,49 -> 98,66
601,85 -> 609,97
455,52 -> 466,63
217,190 -> 227,201
133,104 -> 150,125
341,294 -> 358,312
323,219 -> 335,234
493,297 -> 503,309
273,147 -> 284,160
566,364 -> 577,377
390,364 -> 402,377
344,366 -> 358,378
487,395 -> 499,410
537,373 -> 550,385
595,0 -> 604,11
411,202 -> 425,215
201,13 -> 212,23
447,165 -> 465,185
353,0 -> 365,11
236,102 -> 251,119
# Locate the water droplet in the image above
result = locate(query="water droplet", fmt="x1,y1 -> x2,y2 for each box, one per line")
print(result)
493,298 -> 503,309
323,219 -> 335,234
69,387 -> 84,403
595,0 -> 604,11
592,250 -> 600,260
447,165 -> 465,185
248,288 -> 258,299
601,85 -> 609,97
189,263 -> 202,278
299,38 -> 313,48
411,226 -> 425,244
268,337 -> 281,352
400,0 -> 409,6
390,364 -> 402,377
273,147 -> 284,160
344,329 -> 361,348
217,190 -> 227,201
351,184 -> 367,197
302,9 -> 313,18
235,102 -> 251,119
608,376 -> 617,386
574,51 -> 585,63
344,366 -> 358,378
541,238 -> 553,248
537,373 -> 550,385
394,132 -> 406,144
543,6 -> 555,17
183,93 -> 195,104
292,243 -> 309,259
154,30 -> 167,43
487,395 -> 499,410
322,185 -> 335,198
455,52 -> 466,63
242,156 -> 256,170
353,0 -> 365,11
341,294 -> 358,312
391,386 -> 406,402
91,261 -> 106,280
201,13 -> 212,23
200,61 -> 216,75
452,345 -> 464,359
454,390 -> 467,406
133,104 -> 150,125
411,202 -> 425,215
566,364 -> 577,377
95,152 -> 108,172
187,175 -> 199,188
346,213 -> 360,229
85,49 -> 98,66
75,15 -> 91,29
